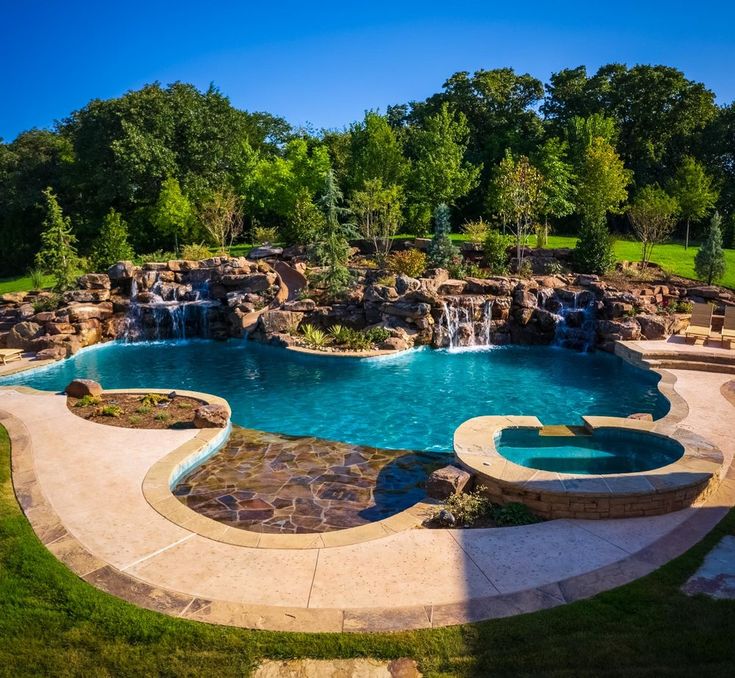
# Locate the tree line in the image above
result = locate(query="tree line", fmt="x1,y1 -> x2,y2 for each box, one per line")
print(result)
2,64 -> 734,278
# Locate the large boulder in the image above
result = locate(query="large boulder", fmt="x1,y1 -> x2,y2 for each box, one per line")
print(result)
426,465 -> 473,500
381,301 -> 431,320
76,273 -> 111,290
636,313 -> 670,340
65,379 -> 103,398
5,321 -> 42,350
107,261 -> 135,281
395,274 -> 421,295
258,310 -> 303,335
193,404 -> 229,428
67,303 -> 114,322
248,245 -> 283,260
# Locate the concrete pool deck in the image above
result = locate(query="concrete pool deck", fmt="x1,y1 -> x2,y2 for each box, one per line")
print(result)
2,353 -> 735,632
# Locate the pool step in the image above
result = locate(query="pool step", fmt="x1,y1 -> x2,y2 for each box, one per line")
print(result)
539,425 -> 591,437
646,359 -> 735,375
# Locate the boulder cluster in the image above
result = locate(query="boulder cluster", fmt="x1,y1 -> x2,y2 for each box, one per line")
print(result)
1,252 -> 733,362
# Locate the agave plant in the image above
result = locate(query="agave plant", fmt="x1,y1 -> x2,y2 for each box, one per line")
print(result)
328,324 -> 351,344
301,324 -> 329,348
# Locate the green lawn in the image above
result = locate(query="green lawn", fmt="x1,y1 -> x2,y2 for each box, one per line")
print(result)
1,426 -> 735,676
0,274 -> 54,296
538,235 -> 735,290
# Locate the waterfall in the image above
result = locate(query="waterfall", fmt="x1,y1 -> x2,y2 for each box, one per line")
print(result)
550,291 -> 596,351
120,271 -> 218,342
440,297 -> 494,350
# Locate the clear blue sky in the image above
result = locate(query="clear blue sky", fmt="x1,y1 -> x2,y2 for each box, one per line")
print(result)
2,1 -> 734,141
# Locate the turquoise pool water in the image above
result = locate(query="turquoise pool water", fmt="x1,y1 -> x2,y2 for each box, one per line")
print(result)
0,341 -> 668,452
496,427 -> 684,474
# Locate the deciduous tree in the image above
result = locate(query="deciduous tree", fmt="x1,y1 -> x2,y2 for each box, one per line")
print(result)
90,209 -> 134,271
628,185 -> 680,268
668,156 -> 718,249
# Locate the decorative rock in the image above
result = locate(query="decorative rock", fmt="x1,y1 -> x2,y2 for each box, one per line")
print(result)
107,261 -> 135,280
282,299 -> 317,312
1,292 -> 26,304
394,274 -> 421,295
5,321 -> 42,349
36,346 -> 67,361
65,379 -> 103,398
193,404 -> 229,428
378,336 -> 409,351
437,509 -> 457,527
258,310 -> 302,335
426,464 -> 473,499
76,273 -> 111,290
248,245 -> 283,260
438,279 -> 467,295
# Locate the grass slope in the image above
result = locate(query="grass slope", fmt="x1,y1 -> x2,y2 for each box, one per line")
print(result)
1,425 -> 735,676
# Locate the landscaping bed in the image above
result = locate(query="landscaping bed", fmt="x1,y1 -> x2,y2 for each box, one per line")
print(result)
66,392 -> 204,429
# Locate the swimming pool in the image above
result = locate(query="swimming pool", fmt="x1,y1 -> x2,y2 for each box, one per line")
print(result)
0,340 -> 669,452
495,427 -> 684,474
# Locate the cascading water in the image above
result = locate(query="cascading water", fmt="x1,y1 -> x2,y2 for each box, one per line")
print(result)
549,291 -> 597,351
440,297 -> 494,349
120,272 -> 218,342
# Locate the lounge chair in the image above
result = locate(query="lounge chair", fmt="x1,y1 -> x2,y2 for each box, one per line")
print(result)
684,302 -> 713,345
0,348 -> 23,365
722,306 -> 735,350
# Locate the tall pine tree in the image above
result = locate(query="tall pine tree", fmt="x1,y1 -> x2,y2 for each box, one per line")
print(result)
35,188 -> 79,292
695,212 -> 726,284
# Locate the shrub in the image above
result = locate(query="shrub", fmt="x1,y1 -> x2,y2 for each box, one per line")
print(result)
128,415 -> 142,426
252,225 -> 279,245
32,294 -> 60,313
135,405 -> 151,415
386,249 -> 427,278
351,256 -> 378,269
365,327 -> 390,344
489,502 -> 539,527
483,229 -> 511,273
675,299 -> 693,314
137,250 -> 177,264
342,330 -> 372,351
461,218 -> 489,246
154,412 -> 170,422
376,274 -> 396,287
74,395 -> 101,408
573,222 -> 616,275
328,324 -> 352,344
180,243 -> 211,261
438,489 -> 492,527
140,393 -> 169,406
463,263 -> 487,279
301,324 -> 329,348
517,260 -> 534,278
28,268 -> 46,291
99,405 -> 122,418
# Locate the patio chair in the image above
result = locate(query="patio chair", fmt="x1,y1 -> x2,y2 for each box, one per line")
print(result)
684,302 -> 713,345
722,305 -> 735,350
0,348 -> 23,365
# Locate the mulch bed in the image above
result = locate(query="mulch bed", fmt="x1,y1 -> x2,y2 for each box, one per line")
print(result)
66,392 -> 204,429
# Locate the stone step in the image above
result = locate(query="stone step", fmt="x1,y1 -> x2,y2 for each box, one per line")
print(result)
648,359 -> 735,374
641,351 -> 735,366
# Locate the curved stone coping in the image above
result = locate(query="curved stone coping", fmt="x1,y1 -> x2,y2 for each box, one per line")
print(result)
143,425 -> 439,550
284,344 -> 411,359
454,414 -> 723,518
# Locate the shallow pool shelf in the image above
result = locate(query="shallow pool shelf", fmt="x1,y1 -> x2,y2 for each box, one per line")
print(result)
454,415 -> 724,519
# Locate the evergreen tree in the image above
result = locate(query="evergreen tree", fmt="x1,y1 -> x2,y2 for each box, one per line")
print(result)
695,212 -> 726,284
427,203 -> 459,269
90,209 -> 135,271
34,187 -> 79,292
313,169 -> 352,294
573,221 -> 616,275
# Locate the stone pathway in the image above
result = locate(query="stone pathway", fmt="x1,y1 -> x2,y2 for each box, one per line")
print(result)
254,658 -> 420,678
174,427 -> 443,533
682,535 -> 735,599
2,362 -> 734,632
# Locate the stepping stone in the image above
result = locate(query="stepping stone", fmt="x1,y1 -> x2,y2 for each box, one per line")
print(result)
681,535 -> 735,599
